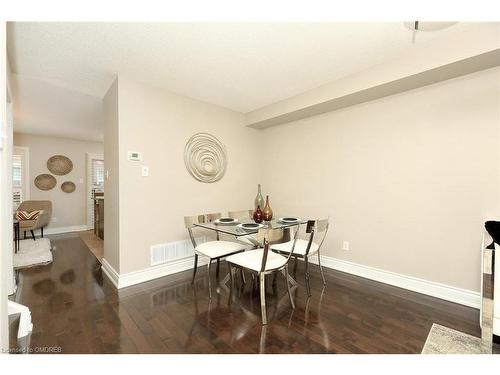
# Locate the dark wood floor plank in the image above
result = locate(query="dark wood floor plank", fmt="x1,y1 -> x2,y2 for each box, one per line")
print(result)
10,232 -> 481,354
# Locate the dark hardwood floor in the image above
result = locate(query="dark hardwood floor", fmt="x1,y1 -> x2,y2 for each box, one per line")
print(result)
10,232 -> 480,353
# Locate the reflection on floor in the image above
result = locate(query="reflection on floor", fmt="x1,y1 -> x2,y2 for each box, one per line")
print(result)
79,230 -> 103,263
11,233 -> 481,354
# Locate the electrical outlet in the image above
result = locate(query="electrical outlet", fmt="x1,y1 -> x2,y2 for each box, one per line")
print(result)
141,166 -> 149,177
342,241 -> 350,251
52,217 -> 58,223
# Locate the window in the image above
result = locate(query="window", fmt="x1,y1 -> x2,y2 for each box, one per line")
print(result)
12,153 -> 25,208
92,159 -> 105,187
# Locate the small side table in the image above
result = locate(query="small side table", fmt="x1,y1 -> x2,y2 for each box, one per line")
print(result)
13,220 -> 20,253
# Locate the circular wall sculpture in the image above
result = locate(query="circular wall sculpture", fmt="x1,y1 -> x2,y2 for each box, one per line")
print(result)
47,155 -> 73,176
61,181 -> 76,193
34,174 -> 57,191
184,133 -> 227,183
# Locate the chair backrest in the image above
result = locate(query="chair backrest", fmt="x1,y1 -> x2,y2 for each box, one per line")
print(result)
184,212 -> 222,246
304,218 -> 330,256
228,209 -> 253,221
259,227 -> 299,272
184,212 -> 222,229
18,200 -> 52,226
18,200 -> 52,213
256,227 -> 285,246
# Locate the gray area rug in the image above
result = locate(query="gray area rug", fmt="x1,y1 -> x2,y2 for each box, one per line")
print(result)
422,323 -> 483,354
13,238 -> 52,269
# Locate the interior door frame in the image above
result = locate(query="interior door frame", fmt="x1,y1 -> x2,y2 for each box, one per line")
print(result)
86,152 -> 104,229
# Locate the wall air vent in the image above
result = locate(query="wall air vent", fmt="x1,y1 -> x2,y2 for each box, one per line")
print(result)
150,237 -> 206,266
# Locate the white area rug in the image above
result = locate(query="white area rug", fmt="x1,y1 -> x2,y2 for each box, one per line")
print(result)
14,238 -> 53,269
421,323 -> 483,354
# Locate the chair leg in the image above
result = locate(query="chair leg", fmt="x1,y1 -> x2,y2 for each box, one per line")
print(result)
293,255 -> 298,277
284,265 -> 295,309
191,254 -> 198,284
259,273 -> 267,325
216,259 -> 220,278
207,260 -> 212,299
30,230 -> 36,241
24,231 -> 27,240
228,263 -> 234,305
41,227 -> 44,238
304,257 -> 312,297
317,251 -> 326,286
240,269 -> 246,284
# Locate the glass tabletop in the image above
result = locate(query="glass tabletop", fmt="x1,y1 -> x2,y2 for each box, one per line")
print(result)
193,219 -> 306,237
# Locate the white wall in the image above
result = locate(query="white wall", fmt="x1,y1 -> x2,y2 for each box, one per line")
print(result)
260,67 -> 500,292
103,79 -> 120,272
0,21 -> 9,351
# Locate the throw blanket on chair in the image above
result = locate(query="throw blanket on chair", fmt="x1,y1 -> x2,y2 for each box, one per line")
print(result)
16,210 -> 41,221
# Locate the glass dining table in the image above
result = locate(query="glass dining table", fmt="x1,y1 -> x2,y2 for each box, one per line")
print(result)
193,218 -> 306,287
194,218 -> 306,241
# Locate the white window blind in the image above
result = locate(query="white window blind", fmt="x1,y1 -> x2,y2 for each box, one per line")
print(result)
92,159 -> 105,187
12,154 -> 24,208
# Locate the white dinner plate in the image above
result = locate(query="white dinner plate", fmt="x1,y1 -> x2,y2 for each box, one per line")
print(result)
237,223 -> 264,231
278,217 -> 301,223
214,217 -> 239,225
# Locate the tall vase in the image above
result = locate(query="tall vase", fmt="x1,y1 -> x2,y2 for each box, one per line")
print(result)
254,184 -> 264,211
262,195 -> 273,221
253,206 -> 263,223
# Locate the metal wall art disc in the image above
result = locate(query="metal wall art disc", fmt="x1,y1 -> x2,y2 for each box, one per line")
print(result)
61,181 -> 76,193
184,133 -> 227,183
47,155 -> 73,176
34,174 -> 57,191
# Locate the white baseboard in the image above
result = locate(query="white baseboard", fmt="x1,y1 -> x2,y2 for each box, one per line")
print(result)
102,251 -> 480,308
101,259 -> 120,288
44,225 -> 89,235
309,255 -> 480,309
102,256 -> 209,289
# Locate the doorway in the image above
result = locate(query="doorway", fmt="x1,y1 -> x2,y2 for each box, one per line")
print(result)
86,153 -> 104,229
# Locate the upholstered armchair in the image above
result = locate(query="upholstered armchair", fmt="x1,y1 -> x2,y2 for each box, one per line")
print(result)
16,200 -> 52,240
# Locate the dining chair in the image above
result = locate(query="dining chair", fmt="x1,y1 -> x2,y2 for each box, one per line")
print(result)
228,209 -> 253,221
185,213 -> 248,299
270,218 -> 329,296
225,227 -> 299,325
228,209 -> 256,247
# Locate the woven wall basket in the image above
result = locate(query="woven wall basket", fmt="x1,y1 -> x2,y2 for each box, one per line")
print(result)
61,181 -> 76,193
34,174 -> 57,191
47,155 -> 73,176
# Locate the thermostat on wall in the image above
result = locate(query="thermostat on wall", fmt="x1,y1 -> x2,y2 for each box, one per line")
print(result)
128,151 -> 142,161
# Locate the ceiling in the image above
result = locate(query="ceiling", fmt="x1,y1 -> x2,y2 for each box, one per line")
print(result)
10,74 -> 103,141
7,22 -> 488,140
